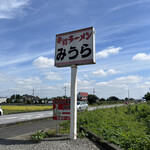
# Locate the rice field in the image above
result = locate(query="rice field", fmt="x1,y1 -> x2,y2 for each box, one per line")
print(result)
0,105 -> 53,115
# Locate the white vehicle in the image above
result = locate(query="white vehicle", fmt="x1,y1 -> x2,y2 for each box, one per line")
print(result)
0,106 -> 3,116
77,101 -> 88,111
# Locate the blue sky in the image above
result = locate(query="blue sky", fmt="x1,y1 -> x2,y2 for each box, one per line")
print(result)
0,0 -> 150,99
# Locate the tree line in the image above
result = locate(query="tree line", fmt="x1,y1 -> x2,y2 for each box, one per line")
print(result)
87,92 -> 150,104
4,92 -> 150,105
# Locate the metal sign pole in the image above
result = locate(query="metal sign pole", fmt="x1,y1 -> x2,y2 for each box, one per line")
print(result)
70,65 -> 77,140
56,119 -> 59,135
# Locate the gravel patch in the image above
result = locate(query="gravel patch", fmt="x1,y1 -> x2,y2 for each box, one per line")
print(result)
0,135 -> 101,150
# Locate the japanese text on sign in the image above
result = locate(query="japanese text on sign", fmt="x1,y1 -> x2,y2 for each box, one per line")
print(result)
53,99 -> 70,120
55,27 -> 95,67
57,32 -> 92,46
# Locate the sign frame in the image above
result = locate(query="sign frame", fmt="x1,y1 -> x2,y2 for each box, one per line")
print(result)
55,27 -> 95,67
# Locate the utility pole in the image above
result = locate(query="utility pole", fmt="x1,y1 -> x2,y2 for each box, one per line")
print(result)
32,89 -> 35,96
64,86 -> 67,97
93,89 -> 96,95
128,89 -> 130,100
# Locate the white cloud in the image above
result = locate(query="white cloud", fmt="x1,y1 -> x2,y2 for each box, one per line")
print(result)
64,83 -> 70,87
109,0 -> 150,13
16,81 -> 24,84
77,79 -> 95,86
96,82 -> 108,86
95,75 -> 145,99
15,77 -> 42,86
132,53 -> 150,61
33,56 -> 54,68
96,75 -> 142,87
77,79 -> 95,92
0,73 -> 6,81
96,46 -> 122,59
93,69 -> 120,77
107,69 -> 119,75
25,77 -> 41,84
145,81 -> 150,85
45,72 -> 61,80
0,0 -> 30,19
114,75 -> 142,84
93,70 -> 106,76
83,74 -> 88,78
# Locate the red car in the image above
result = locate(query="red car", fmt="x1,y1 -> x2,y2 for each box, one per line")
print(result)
124,101 -> 129,105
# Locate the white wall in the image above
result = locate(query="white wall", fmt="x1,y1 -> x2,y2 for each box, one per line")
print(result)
0,97 -> 7,103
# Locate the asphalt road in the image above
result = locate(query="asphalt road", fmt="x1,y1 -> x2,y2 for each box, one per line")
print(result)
0,111 -> 53,126
0,119 -> 59,139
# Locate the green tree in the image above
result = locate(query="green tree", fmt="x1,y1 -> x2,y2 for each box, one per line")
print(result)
125,97 -> 129,101
99,98 -> 105,101
16,94 -> 21,100
38,99 -> 43,104
88,94 -> 99,104
10,94 -> 15,100
144,92 -> 150,101
6,98 -> 11,103
107,96 -> 119,101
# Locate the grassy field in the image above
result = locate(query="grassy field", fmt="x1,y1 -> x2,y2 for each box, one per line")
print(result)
60,103 -> 150,150
0,105 -> 53,115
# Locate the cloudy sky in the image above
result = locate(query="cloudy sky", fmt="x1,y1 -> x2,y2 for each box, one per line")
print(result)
0,0 -> 150,99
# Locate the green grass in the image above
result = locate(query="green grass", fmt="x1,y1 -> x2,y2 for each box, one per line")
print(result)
60,104 -> 150,150
91,100 -> 124,106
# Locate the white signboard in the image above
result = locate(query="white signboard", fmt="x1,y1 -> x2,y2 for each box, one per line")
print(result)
55,27 -> 95,67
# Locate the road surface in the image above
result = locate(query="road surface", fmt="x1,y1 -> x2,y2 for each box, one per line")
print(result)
0,111 -> 53,126
0,104 -> 125,126
0,119 -> 58,139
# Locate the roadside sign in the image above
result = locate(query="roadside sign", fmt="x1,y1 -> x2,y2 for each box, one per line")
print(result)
55,27 -> 95,67
53,99 -> 70,120
54,27 -> 96,140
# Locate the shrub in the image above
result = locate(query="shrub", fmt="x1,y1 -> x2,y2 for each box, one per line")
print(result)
31,130 -> 46,142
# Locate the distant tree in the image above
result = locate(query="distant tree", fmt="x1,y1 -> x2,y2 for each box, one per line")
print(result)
99,98 -> 105,101
10,94 -> 15,100
26,100 -> 32,104
107,96 -> 119,101
88,94 -> 99,104
16,94 -> 21,100
14,99 -> 20,103
144,92 -> 150,101
62,95 -> 70,99
129,98 -> 134,101
38,99 -> 42,104
6,98 -> 11,103
125,97 -> 129,101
